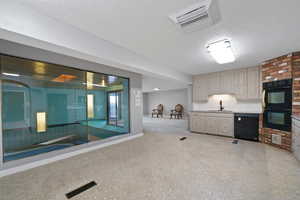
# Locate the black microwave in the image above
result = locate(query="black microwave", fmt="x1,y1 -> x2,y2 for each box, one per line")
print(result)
263,79 -> 292,110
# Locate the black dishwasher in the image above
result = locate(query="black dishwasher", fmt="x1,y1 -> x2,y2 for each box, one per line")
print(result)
234,113 -> 259,141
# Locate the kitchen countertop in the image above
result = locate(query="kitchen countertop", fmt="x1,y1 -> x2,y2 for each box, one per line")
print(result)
292,115 -> 300,121
190,110 -> 233,114
190,110 -> 261,114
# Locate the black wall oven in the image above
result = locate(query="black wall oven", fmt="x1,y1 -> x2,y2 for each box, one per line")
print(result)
263,110 -> 292,131
263,79 -> 292,131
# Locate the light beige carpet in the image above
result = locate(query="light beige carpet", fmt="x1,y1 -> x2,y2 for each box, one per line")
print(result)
1,132 -> 300,200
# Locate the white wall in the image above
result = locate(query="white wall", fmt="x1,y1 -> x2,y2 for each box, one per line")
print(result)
193,94 -> 262,113
0,1 -> 191,84
142,75 -> 188,93
144,89 -> 188,116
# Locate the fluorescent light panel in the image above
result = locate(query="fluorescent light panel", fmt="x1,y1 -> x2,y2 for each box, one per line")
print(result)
206,39 -> 235,64
2,72 -> 20,77
83,83 -> 106,88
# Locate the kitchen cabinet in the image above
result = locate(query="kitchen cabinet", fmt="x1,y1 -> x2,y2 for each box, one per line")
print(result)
190,112 -> 201,131
218,117 -> 234,137
193,75 -> 208,102
247,67 -> 261,99
207,72 -> 220,95
292,118 -> 300,161
220,70 -> 234,94
233,68 -> 248,100
190,112 -> 234,137
192,66 -> 261,102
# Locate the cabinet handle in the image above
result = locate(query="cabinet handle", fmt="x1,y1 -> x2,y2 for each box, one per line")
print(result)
262,89 -> 266,111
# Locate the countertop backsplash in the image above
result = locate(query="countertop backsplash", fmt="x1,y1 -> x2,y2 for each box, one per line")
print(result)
192,94 -> 262,114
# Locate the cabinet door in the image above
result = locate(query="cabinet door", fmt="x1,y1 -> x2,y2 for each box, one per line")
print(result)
247,67 -> 261,99
206,116 -> 218,134
198,76 -> 208,101
192,78 -> 199,103
207,72 -> 220,95
193,76 -> 208,102
293,120 -> 300,160
234,69 -> 248,100
220,70 -> 234,94
199,115 -> 209,133
190,113 -> 199,132
218,117 -> 234,137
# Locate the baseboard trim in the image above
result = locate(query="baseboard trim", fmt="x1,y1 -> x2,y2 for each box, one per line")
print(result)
0,133 -> 144,178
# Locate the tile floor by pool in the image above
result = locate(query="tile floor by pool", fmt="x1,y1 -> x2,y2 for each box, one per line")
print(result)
1,132 -> 300,200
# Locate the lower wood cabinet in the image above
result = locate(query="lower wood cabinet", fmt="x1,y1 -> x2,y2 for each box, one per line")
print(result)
190,112 -> 234,137
292,118 -> 300,161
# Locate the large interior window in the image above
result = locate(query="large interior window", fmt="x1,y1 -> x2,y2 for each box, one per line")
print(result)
0,55 -> 130,162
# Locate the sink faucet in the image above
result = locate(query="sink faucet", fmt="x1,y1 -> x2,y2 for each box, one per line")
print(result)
219,100 -> 224,111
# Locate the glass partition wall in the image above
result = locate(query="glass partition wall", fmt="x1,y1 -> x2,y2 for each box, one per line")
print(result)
0,55 -> 129,162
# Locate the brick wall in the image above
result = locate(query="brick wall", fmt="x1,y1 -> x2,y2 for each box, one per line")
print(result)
293,52 -> 300,114
259,52 -> 300,151
261,53 -> 293,82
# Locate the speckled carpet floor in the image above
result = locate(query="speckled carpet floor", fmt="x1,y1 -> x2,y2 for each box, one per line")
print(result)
1,132 -> 300,200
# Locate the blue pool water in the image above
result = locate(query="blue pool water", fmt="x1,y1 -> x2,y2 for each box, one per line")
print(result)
81,120 -> 126,133
4,144 -> 74,162
4,120 -> 127,162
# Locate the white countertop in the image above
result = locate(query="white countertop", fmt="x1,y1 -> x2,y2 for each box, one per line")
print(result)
190,110 -> 261,114
292,115 -> 300,121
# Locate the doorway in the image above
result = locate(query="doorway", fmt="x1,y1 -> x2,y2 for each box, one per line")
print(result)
108,91 -> 123,127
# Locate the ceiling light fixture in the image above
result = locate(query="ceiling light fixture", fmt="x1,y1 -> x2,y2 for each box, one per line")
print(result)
52,74 -> 77,82
153,88 -> 160,91
83,83 -> 106,88
2,72 -> 20,77
206,39 -> 235,64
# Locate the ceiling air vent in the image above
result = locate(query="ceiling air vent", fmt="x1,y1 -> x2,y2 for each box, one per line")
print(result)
169,0 -> 220,33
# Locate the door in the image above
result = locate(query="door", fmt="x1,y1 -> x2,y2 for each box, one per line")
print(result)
264,88 -> 292,110
263,110 -> 291,131
108,91 -> 123,126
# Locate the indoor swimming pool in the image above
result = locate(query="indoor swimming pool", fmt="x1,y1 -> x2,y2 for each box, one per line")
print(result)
1,54 -> 130,162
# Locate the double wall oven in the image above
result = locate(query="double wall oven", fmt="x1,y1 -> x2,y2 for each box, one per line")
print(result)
263,79 -> 292,131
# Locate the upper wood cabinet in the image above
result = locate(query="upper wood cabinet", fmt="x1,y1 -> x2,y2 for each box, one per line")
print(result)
220,70 -> 234,94
192,66 -> 261,102
247,67 -> 261,99
193,74 -> 208,102
207,72 -> 220,95
233,68 -> 248,100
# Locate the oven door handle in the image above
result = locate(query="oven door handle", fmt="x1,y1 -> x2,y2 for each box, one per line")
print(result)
262,89 -> 266,111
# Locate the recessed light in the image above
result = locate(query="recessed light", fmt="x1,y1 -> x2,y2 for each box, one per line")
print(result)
153,88 -> 160,91
2,72 -> 20,77
206,39 -> 235,64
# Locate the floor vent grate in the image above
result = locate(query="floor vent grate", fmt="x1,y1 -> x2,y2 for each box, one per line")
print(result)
180,137 -> 187,141
232,140 -> 239,144
66,181 -> 97,199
